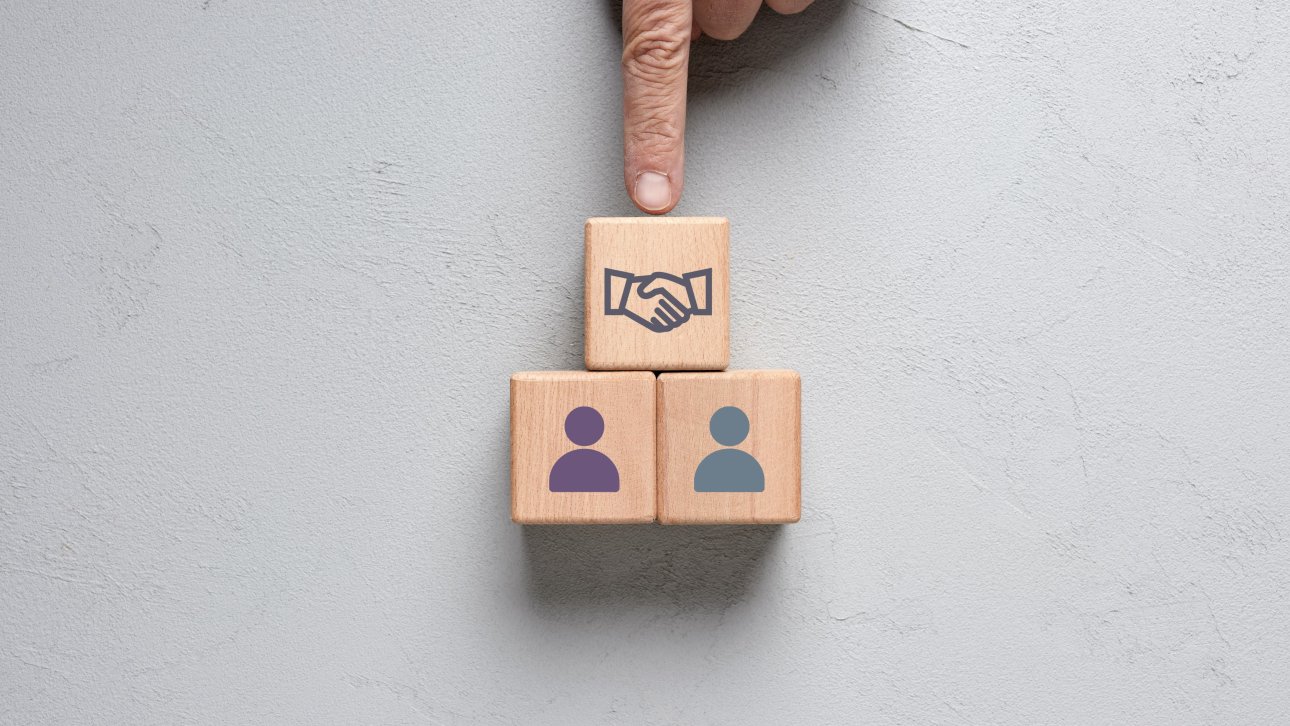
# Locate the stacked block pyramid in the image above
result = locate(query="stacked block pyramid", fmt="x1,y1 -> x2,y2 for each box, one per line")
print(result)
511,217 -> 801,524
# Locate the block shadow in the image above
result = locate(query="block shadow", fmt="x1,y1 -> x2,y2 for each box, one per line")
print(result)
522,524 -> 781,613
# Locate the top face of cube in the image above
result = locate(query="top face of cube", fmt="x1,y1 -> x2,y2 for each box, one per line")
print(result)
584,217 -> 729,371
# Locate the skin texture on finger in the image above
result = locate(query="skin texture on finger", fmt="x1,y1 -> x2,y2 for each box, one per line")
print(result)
622,0 -> 691,214
765,0 -> 815,14
693,0 -> 762,40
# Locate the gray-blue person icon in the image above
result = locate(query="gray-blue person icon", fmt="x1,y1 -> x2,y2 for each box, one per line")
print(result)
694,406 -> 765,492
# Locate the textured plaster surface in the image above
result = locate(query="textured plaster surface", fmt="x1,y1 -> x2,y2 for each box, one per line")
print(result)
3,1 -> 1289,723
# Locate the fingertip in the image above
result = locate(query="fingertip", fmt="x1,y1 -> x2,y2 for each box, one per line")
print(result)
631,171 -> 679,214
631,194 -> 679,215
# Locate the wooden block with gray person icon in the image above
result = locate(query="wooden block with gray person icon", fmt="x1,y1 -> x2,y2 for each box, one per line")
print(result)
656,370 -> 801,525
511,371 -> 656,524
585,217 -> 729,371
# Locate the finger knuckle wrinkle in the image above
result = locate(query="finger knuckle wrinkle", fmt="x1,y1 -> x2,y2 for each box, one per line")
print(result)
628,124 -> 681,151
623,28 -> 687,79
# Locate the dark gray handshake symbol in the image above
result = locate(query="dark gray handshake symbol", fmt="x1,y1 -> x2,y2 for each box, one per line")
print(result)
604,267 -> 713,333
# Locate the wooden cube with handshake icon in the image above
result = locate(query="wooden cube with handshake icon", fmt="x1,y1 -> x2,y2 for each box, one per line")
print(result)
511,217 -> 801,525
586,217 -> 729,371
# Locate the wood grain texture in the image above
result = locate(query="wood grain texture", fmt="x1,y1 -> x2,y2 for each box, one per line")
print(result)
584,217 -> 729,371
511,371 -> 656,524
657,370 -> 801,524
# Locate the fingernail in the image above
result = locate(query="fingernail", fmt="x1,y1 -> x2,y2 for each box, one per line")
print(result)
634,172 -> 671,212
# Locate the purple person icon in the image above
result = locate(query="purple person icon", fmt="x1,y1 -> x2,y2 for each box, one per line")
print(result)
548,406 -> 620,493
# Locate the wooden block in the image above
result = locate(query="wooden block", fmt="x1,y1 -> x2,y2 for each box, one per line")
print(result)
656,370 -> 801,525
511,371 -> 656,524
584,217 -> 729,371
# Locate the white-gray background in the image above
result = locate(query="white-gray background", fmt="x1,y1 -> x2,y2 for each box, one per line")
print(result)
3,1 -> 1288,723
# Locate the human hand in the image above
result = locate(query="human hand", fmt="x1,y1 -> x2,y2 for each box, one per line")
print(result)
622,0 -> 816,214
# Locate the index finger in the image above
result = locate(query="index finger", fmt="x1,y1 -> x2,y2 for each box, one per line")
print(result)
621,0 -> 691,214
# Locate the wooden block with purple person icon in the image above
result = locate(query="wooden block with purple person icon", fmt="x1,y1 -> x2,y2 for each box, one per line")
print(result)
585,217 -> 729,371
510,371 -> 656,524
656,370 -> 801,524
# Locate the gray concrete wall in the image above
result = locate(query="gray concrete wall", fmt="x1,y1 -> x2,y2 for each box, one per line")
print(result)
2,1 -> 1288,723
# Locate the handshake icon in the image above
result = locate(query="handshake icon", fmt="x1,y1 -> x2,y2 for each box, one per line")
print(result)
604,267 -> 713,333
